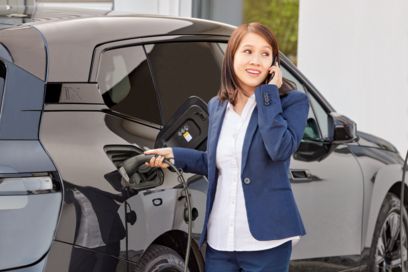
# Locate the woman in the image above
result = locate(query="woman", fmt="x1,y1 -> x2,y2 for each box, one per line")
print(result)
145,22 -> 309,272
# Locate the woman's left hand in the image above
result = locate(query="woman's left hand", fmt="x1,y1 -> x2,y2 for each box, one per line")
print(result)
268,63 -> 283,88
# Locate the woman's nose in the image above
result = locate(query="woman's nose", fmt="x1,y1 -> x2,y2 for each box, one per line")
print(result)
249,54 -> 261,65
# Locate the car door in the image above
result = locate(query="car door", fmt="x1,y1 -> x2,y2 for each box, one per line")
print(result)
281,65 -> 365,270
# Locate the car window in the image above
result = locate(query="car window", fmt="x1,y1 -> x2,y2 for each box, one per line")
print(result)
145,42 -> 224,123
97,46 -> 161,125
281,65 -> 307,93
308,93 -> 330,140
0,61 -> 5,112
280,65 -> 322,140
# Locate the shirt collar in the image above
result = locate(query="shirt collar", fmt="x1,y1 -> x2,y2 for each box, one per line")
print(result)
226,92 -> 256,111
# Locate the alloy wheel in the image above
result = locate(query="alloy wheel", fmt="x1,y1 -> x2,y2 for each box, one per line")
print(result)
375,211 -> 407,271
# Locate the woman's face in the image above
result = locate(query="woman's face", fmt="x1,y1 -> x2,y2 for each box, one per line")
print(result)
233,32 -> 273,93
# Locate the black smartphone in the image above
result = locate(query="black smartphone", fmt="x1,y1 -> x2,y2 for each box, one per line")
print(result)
266,55 -> 279,82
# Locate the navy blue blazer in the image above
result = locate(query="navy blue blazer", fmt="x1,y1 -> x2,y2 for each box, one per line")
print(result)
173,84 -> 309,247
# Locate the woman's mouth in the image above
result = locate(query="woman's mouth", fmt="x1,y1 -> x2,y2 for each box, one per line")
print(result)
245,68 -> 262,77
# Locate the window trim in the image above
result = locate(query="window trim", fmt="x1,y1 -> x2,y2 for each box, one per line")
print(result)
142,44 -> 164,125
305,90 -> 325,141
0,60 -> 6,117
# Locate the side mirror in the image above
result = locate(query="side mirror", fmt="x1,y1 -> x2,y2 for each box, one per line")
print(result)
294,113 -> 358,162
328,112 -> 358,144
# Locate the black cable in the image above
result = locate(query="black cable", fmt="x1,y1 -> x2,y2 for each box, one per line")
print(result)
401,149 -> 408,271
120,153 -> 192,271
124,200 -> 130,272
163,158 -> 192,272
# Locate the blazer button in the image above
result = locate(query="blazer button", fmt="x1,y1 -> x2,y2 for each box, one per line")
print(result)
243,177 -> 251,184
263,92 -> 271,106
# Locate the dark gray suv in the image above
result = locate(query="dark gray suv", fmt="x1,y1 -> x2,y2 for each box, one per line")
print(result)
0,8 -> 406,272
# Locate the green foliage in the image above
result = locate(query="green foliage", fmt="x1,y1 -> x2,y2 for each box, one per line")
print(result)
243,0 -> 299,64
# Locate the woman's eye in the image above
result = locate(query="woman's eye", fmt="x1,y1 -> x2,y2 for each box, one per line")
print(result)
262,52 -> 270,57
243,49 -> 252,54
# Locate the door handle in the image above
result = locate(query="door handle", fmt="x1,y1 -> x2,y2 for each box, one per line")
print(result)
289,169 -> 313,183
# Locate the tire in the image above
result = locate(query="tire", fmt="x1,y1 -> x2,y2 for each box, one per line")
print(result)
133,244 -> 188,272
368,193 -> 408,271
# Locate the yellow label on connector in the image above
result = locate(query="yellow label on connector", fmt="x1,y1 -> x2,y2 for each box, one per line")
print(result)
183,131 -> 192,142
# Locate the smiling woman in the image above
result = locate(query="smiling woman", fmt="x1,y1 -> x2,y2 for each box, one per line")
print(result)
233,32 -> 273,95
145,22 -> 310,272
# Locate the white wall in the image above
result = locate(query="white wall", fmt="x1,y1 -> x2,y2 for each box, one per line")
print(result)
37,0 -> 112,10
210,0 -> 242,26
298,0 -> 408,155
36,0 -> 192,16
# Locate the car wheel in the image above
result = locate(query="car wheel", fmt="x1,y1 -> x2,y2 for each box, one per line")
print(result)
133,244 -> 188,272
369,193 -> 408,271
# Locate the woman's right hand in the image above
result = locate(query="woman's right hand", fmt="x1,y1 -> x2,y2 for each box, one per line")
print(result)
268,63 -> 283,88
144,148 -> 174,169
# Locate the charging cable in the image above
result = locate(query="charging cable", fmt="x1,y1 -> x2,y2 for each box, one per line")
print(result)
401,149 -> 408,271
163,158 -> 192,272
119,154 -> 192,272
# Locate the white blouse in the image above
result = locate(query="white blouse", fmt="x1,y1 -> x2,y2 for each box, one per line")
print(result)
206,93 -> 300,251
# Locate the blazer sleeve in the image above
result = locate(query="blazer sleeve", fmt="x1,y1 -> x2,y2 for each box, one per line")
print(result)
172,147 -> 208,176
255,84 -> 309,161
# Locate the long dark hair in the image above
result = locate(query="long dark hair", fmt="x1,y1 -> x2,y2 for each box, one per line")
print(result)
218,22 -> 293,105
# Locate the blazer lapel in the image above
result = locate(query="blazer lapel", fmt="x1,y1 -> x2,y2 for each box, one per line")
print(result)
208,99 -> 227,179
241,107 -> 258,172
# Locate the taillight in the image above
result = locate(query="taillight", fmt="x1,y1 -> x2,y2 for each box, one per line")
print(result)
0,175 -> 62,270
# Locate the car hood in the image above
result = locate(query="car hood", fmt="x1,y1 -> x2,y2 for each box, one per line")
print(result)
357,130 -> 399,153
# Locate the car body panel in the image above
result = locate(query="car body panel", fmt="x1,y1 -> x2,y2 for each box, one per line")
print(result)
0,59 -> 45,139
348,144 -> 404,248
39,109 -> 205,267
291,144 -> 364,260
44,240 -> 128,272
0,140 -> 56,173
0,27 -> 46,80
365,164 -> 406,247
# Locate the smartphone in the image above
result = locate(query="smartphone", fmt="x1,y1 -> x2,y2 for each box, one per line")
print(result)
266,55 -> 279,82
